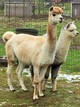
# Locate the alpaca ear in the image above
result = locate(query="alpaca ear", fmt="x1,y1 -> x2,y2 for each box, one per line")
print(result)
66,22 -> 71,29
49,6 -> 53,11
62,6 -> 65,10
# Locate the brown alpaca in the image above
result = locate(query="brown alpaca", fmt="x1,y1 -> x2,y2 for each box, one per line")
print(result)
5,6 -> 63,100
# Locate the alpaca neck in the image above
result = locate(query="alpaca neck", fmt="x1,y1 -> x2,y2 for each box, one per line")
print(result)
55,31 -> 73,63
45,21 -> 57,53
57,31 -> 72,50
47,22 -> 57,41
40,21 -> 57,65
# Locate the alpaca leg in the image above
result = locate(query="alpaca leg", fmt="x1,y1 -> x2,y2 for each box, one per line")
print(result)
16,62 -> 27,91
6,44 -> 17,91
51,78 -> 57,92
51,65 -> 61,92
39,66 -> 48,97
39,80 -> 44,97
33,66 -> 39,100
43,65 -> 51,90
6,64 -> 15,91
29,65 -> 34,86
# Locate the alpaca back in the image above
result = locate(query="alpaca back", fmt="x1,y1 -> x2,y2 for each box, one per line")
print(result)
12,35 -> 46,65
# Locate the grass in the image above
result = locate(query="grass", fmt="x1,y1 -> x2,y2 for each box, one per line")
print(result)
0,68 -> 80,107
62,49 -> 80,72
0,43 -> 5,56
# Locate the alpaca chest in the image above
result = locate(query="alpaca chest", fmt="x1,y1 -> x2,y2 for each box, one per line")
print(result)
40,52 -> 55,66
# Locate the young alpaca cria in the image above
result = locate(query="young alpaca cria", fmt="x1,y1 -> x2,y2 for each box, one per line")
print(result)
44,22 -> 79,92
5,6 -> 63,100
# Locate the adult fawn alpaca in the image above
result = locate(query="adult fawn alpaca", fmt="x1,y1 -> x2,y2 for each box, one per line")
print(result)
44,22 -> 79,92
5,6 -> 63,100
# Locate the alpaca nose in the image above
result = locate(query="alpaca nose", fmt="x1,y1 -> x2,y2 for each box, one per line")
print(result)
59,17 -> 63,23
76,32 -> 79,36
60,17 -> 63,20
76,32 -> 79,35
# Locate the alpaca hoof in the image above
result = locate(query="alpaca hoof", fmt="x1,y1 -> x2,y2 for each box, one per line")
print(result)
11,89 -> 16,92
22,88 -> 28,91
51,90 -> 58,93
23,89 -> 28,92
10,88 -> 15,91
39,93 -> 44,97
33,95 -> 38,100
32,84 -> 34,87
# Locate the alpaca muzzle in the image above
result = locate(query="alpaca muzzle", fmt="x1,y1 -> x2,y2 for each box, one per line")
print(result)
75,32 -> 79,36
59,17 -> 63,23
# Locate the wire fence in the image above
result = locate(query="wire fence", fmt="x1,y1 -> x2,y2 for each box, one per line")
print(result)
0,0 -> 80,72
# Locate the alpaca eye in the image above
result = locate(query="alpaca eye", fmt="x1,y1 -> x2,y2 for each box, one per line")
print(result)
69,30 -> 74,32
53,14 -> 56,16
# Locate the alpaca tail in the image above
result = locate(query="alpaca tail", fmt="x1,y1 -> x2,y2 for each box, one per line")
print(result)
2,31 -> 16,43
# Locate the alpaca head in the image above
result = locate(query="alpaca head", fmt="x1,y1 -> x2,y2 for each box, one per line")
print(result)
64,21 -> 79,38
49,6 -> 63,24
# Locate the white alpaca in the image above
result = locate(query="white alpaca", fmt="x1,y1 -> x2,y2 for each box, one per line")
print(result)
44,22 -> 79,91
5,6 -> 63,100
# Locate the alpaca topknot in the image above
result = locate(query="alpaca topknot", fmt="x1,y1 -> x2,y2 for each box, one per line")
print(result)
53,6 -> 63,14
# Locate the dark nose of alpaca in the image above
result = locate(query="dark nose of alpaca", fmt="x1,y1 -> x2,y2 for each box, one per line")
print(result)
76,32 -> 79,35
76,32 -> 79,36
59,17 -> 63,23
